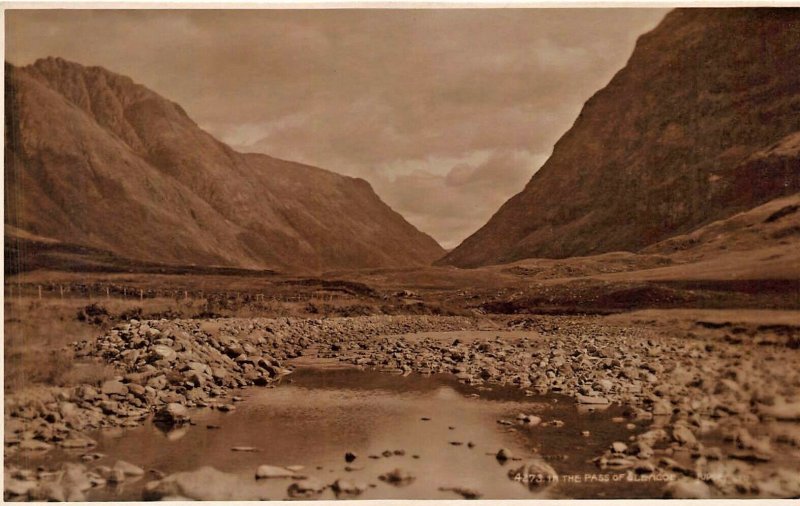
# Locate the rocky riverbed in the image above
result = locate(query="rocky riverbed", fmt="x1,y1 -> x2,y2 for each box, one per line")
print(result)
5,314 -> 800,500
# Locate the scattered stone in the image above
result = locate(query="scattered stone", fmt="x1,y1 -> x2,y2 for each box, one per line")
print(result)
379,468 -> 415,486
439,486 -> 482,499
652,399 -> 672,416
155,403 -> 190,426
101,380 -> 129,396
576,394 -> 610,405
611,441 -> 628,454
255,465 -> 296,479
114,460 -> 145,476
663,478 -> 712,499
287,478 -> 326,498
143,466 -> 248,500
332,479 -> 367,496
496,448 -> 514,462
18,439 -> 52,452
231,446 -> 259,452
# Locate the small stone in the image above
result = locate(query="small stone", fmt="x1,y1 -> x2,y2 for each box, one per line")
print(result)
332,479 -> 367,496
114,460 -> 145,476
18,439 -> 52,452
496,448 -> 514,462
672,424 -> 698,447
379,468 -> 415,486
151,345 -> 177,362
653,399 -> 672,416
231,446 -> 259,452
287,478 -> 326,498
576,394 -> 610,405
255,465 -> 295,479
663,478 -> 712,499
4,478 -> 37,496
439,486 -> 482,499
345,451 -> 357,463
101,380 -> 129,396
60,437 -> 97,449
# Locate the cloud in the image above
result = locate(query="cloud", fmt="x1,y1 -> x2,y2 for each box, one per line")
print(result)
5,8 -> 668,248
373,149 -> 548,249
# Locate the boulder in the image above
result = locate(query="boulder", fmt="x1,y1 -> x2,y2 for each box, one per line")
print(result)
155,403 -> 190,426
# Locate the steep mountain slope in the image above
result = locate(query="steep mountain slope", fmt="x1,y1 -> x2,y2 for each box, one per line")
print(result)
440,8 -> 800,268
5,57 -> 444,272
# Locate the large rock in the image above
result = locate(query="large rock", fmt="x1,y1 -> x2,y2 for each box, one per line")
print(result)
154,403 -> 191,426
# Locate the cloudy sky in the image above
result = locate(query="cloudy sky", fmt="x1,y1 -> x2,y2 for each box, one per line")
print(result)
6,8 -> 667,249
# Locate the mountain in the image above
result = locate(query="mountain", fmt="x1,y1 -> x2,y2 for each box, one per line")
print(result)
439,8 -> 800,268
4,57 -> 444,273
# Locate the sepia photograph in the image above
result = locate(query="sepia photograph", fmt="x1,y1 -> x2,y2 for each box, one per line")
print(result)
3,3 -> 800,501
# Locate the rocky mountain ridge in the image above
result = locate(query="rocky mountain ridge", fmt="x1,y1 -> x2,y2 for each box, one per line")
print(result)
440,8 -> 800,268
5,57 -> 445,273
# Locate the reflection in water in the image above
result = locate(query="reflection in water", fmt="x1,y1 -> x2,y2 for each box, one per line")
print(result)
15,367 -> 664,500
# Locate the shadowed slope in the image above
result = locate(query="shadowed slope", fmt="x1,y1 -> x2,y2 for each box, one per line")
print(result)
440,9 -> 800,268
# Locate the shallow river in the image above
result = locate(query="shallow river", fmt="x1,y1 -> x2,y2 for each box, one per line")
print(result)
17,364 -> 667,500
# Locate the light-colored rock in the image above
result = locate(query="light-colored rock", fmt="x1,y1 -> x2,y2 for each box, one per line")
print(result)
663,478 -> 712,499
255,465 -> 295,479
